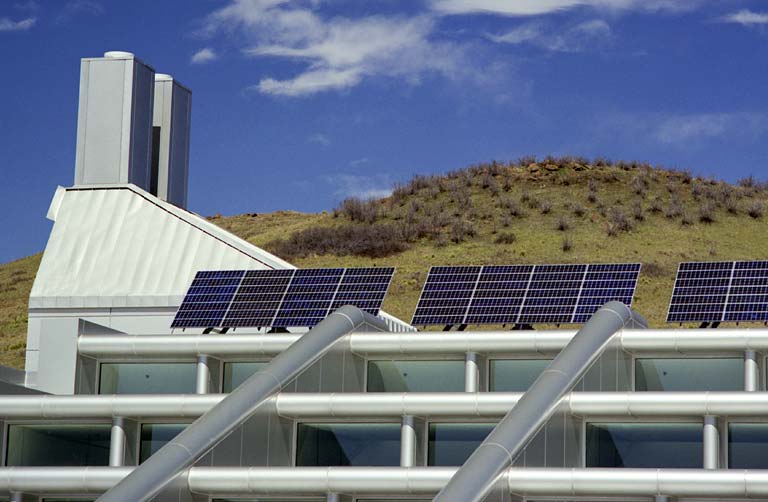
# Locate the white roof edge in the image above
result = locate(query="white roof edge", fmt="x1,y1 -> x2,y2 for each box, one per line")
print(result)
66,184 -> 295,270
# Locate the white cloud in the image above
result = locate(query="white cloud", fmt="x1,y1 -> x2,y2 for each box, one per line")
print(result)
654,113 -> 767,144
0,16 -> 35,31
349,157 -> 369,167
204,1 -> 467,97
431,0 -> 699,16
327,174 -> 393,199
720,9 -> 768,26
488,19 -> 611,52
308,133 -> 331,146
191,47 -> 218,64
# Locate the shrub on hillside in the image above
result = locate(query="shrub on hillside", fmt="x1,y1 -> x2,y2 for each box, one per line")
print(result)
632,200 -> 645,221
561,235 -> 573,252
539,200 -> 552,214
268,223 -> 409,259
494,232 -> 517,244
449,219 -> 477,243
665,198 -> 684,219
747,201 -> 765,219
556,216 -> 571,231
698,201 -> 716,223
335,197 -> 379,224
572,203 -> 586,217
607,208 -> 633,235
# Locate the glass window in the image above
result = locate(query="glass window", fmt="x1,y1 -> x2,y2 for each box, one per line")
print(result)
296,423 -> 400,466
489,359 -> 550,392
6,424 -> 110,466
635,358 -> 743,391
140,424 -> 187,463
729,423 -> 768,469
367,360 -> 464,392
428,423 -> 495,466
99,362 -> 196,394
223,361 -> 269,392
213,499 -> 324,502
586,423 -> 702,468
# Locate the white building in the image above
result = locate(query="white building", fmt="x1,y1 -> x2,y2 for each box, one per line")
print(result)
1,51 -> 767,502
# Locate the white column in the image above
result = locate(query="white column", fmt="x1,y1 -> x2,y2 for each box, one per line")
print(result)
196,355 -> 211,394
465,351 -> 479,393
9,492 -> 23,502
703,415 -> 719,470
327,493 -> 341,502
109,417 -> 126,467
745,350 -> 759,392
655,496 -> 670,502
400,415 -> 417,467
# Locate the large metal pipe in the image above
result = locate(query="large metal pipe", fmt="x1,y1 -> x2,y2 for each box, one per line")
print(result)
703,415 -> 720,470
465,352 -> 479,392
6,467 -> 768,497
400,415 -> 416,467
434,302 -> 647,502
109,417 -> 126,467
195,355 -> 210,394
6,392 -> 768,419
745,350 -> 760,392
78,328 -> 768,358
96,306 -> 387,502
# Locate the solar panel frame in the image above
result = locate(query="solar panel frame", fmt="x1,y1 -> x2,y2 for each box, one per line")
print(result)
172,267 -> 395,329
667,260 -> 768,323
411,263 -> 641,326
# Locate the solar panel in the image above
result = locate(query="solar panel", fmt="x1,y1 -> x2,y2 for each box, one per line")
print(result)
171,267 -> 395,329
667,260 -> 768,323
411,263 -> 641,326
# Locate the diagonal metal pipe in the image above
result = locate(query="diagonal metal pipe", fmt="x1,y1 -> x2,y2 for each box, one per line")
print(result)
433,301 -> 647,502
96,305 -> 387,502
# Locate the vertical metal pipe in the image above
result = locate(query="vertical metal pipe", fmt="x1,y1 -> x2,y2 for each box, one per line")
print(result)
655,496 -> 669,502
465,351 -> 479,392
400,415 -> 416,467
326,493 -> 341,502
109,417 -> 126,467
745,350 -> 759,392
703,415 -> 719,470
9,492 -> 23,502
196,355 -> 210,395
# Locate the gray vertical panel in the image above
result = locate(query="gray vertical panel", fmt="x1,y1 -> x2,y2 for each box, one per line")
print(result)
321,348 -> 345,392
565,416 -> 583,467
208,423 -> 244,466
617,348 -> 632,391
294,358 -> 323,393
123,419 -> 139,466
37,317 -> 79,394
0,419 -> 4,467
267,415 -> 294,466
128,60 -> 154,190
168,83 -> 191,208
342,351 -> 365,392
241,413 -> 271,466
523,429 -> 546,467
581,355 -> 601,391
76,355 -> 98,395
78,59 -> 126,183
545,412 -> 566,467
601,345 -> 619,391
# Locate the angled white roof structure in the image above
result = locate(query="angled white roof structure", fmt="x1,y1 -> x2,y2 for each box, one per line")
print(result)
30,184 -> 412,331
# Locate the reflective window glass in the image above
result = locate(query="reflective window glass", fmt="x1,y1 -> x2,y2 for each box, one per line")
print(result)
428,423 -> 495,466
223,361 -> 269,393
6,424 -> 110,466
635,358 -> 743,391
729,423 -> 768,469
489,359 -> 550,392
140,423 -> 187,463
296,423 -> 400,466
99,363 -> 196,394
586,423 -> 702,468
367,360 -> 464,392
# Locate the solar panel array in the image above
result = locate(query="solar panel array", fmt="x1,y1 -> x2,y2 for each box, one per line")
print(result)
172,267 -> 395,329
411,263 -> 641,326
667,261 -> 768,323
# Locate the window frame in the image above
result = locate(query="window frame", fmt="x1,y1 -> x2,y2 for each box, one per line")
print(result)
2,419 -> 112,468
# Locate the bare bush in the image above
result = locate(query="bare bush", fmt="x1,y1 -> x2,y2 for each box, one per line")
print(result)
562,235 -> 573,252
748,201 -> 765,219
607,208 -> 633,235
494,232 -> 517,244
335,197 -> 379,224
681,213 -> 694,226
556,216 -> 571,231
649,196 -> 663,213
632,200 -> 645,221
698,201 -> 716,223
572,204 -> 586,217
665,198 -> 684,219
449,219 -> 477,243
539,200 -> 552,214
268,223 -> 409,259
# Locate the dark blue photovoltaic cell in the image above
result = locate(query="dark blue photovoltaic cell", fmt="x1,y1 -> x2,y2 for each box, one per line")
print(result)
412,263 -> 641,326
171,270 -> 245,328
668,261 -> 768,323
172,268 -> 394,328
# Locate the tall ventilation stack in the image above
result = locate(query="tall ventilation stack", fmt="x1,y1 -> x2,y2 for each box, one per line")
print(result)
74,51 -> 155,191
152,74 -> 192,209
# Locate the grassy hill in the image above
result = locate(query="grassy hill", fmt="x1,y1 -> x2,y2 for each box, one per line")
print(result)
1,157 -> 767,369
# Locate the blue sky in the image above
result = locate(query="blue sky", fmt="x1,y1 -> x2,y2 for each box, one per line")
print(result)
0,0 -> 767,264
